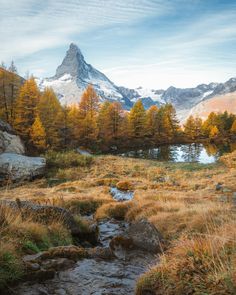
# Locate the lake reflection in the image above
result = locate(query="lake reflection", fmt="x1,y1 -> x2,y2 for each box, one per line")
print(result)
120,143 -> 236,164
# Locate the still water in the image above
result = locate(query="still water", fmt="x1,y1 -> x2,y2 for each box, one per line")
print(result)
120,143 -> 236,164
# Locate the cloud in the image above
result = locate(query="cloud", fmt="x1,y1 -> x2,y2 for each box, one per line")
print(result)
1,0 -> 236,88
101,6 -> 236,88
0,0 -> 170,61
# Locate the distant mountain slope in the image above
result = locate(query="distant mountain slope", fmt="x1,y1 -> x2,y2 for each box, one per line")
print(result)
187,93 -> 236,121
38,43 -> 236,121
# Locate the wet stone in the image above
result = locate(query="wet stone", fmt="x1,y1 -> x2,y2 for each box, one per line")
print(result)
110,187 -> 134,201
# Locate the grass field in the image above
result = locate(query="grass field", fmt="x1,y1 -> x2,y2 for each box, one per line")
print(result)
0,151 -> 235,294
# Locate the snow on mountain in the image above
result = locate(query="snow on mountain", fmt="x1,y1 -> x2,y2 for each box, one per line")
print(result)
134,87 -> 165,103
38,43 -> 236,121
39,43 -> 126,106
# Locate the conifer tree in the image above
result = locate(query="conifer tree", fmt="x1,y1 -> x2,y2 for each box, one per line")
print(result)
14,77 -> 40,141
202,112 -> 219,136
67,104 -> 81,145
184,116 -> 196,139
78,85 -> 99,145
97,101 -> 111,141
184,116 -> 202,139
194,117 -> 203,138
30,116 -> 46,151
164,104 -> 179,138
128,100 -> 146,137
146,105 -> 159,137
107,102 -> 123,139
158,104 -> 179,140
209,125 -> 219,139
38,87 -> 63,149
231,119 -> 236,135
79,85 -> 99,118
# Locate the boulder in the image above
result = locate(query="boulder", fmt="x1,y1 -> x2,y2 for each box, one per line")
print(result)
0,119 -> 14,134
0,119 -> 25,154
123,219 -> 164,253
0,153 -> 45,183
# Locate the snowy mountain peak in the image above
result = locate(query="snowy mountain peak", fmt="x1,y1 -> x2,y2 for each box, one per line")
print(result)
42,43 -> 126,106
55,43 -> 86,79
39,43 -> 236,121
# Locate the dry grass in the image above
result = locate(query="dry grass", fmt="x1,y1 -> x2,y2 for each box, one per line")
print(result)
136,222 -> 236,295
0,205 -> 72,289
95,201 -> 131,220
1,152 -> 236,293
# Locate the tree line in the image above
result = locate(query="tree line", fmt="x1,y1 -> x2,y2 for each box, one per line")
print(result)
1,71 -> 236,153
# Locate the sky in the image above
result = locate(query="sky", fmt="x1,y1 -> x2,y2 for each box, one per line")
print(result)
1,0 -> 236,89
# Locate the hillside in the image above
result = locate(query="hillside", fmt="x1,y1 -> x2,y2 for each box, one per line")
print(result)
187,92 -> 236,121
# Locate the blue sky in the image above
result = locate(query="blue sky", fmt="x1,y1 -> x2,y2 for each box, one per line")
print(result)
1,0 -> 236,89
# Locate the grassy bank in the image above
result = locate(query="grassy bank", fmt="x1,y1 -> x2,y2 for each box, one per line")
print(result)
1,150 -> 236,294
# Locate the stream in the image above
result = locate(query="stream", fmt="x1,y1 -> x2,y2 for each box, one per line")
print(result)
14,188 -> 156,295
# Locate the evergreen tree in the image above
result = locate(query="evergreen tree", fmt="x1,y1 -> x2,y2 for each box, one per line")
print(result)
30,116 -> 46,151
14,77 -> 40,141
8,61 -> 17,74
128,100 -> 146,137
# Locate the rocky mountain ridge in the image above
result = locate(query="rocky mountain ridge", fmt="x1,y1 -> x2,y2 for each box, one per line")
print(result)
37,43 -> 236,121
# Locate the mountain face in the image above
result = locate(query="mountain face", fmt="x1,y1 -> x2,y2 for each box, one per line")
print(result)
40,43 -> 127,107
39,43 -> 236,122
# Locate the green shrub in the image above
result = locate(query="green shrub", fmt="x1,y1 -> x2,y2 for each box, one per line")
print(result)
0,251 -> 23,289
45,150 -> 93,169
23,240 -> 40,253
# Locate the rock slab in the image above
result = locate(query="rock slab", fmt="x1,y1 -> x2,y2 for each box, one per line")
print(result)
0,119 -> 25,154
0,153 -> 46,183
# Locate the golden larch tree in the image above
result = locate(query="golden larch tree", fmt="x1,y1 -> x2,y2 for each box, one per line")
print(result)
14,77 -> 40,142
38,87 -> 63,149
146,105 -> 159,137
30,115 -> 46,151
128,100 -> 146,137
78,85 -> 99,145
230,119 -> 236,135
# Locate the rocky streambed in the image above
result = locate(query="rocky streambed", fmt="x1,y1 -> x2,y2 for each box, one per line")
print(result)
10,188 -> 161,295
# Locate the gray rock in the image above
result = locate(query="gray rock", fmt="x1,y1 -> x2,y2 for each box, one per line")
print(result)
0,153 -> 45,183
0,119 -> 14,134
222,187 -> 232,193
76,148 -> 92,156
0,119 -> 25,154
126,219 -> 164,253
215,182 -> 223,191
40,258 -> 74,271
